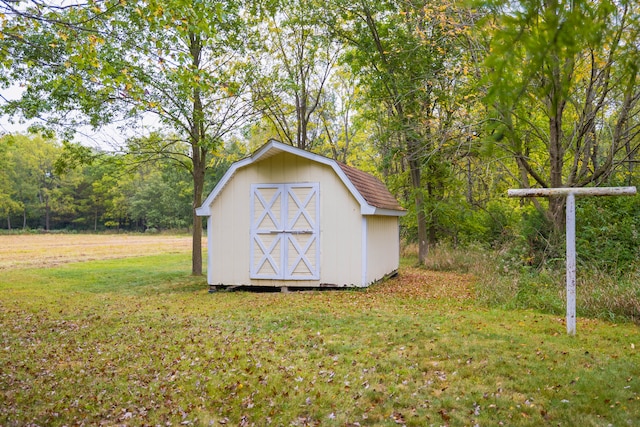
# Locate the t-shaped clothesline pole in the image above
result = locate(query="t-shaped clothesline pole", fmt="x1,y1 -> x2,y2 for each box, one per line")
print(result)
507,186 -> 637,335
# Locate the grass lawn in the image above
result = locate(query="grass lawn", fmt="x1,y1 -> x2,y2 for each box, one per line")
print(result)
0,236 -> 639,426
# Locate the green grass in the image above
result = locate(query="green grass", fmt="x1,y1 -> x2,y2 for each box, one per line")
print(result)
1,254 -> 639,426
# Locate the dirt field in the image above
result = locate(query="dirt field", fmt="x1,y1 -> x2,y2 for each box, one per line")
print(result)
0,234 -> 197,270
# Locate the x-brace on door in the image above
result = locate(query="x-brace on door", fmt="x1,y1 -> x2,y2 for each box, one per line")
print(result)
250,183 -> 320,280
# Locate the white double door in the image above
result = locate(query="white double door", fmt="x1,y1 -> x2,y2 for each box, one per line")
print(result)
250,183 -> 320,280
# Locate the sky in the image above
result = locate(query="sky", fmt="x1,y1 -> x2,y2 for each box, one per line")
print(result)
0,85 -> 29,135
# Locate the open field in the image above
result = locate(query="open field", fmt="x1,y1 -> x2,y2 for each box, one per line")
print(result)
0,233 -> 197,270
0,235 -> 639,426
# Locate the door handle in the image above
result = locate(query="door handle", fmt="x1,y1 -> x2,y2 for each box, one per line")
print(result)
265,230 -> 313,234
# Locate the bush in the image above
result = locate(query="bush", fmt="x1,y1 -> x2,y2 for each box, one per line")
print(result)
576,195 -> 640,274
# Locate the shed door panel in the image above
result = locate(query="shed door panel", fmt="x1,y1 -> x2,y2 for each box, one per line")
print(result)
250,183 -> 319,280
285,184 -> 319,280
251,185 -> 284,279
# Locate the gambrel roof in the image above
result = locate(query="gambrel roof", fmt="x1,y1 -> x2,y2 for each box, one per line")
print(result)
196,140 -> 406,217
336,162 -> 404,211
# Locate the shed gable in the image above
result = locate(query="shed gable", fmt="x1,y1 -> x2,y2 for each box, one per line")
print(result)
196,140 -> 405,218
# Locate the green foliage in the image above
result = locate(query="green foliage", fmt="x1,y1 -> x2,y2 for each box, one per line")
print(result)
488,193 -> 640,274
481,0 -> 640,234
127,165 -> 192,230
248,0 -> 340,150
473,200 -> 519,246
0,133 -> 237,231
0,133 -> 63,229
1,0 -> 254,273
1,0 -> 249,135
577,195 -> 640,273
2,0 -> 639,280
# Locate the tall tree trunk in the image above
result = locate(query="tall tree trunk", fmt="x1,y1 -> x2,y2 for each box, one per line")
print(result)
45,195 -> 50,231
426,180 -> 437,246
626,141 -> 634,186
548,111 -> 565,232
192,147 -> 206,276
547,52 -> 567,233
466,157 -> 473,205
408,146 -> 428,264
190,31 -> 205,276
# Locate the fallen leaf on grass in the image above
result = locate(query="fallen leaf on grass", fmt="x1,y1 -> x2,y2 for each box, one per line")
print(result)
391,411 -> 406,424
368,268 -> 474,301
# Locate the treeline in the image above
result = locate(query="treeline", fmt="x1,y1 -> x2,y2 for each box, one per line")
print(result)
0,134 -> 233,232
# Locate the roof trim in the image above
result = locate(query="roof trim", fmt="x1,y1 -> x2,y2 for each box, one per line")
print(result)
196,140 -> 406,217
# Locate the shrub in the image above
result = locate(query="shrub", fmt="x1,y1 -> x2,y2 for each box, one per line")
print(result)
576,195 -> 640,274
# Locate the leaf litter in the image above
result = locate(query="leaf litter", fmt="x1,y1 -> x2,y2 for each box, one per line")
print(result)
0,241 -> 639,426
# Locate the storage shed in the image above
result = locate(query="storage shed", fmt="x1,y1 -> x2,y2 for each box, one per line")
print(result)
196,140 -> 406,290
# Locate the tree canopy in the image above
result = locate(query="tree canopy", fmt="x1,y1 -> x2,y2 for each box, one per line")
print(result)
1,0 -> 638,272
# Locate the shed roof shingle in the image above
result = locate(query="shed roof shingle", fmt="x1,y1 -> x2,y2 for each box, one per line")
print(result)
337,162 -> 405,211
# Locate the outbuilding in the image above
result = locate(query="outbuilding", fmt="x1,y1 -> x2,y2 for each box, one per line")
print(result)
196,140 -> 406,290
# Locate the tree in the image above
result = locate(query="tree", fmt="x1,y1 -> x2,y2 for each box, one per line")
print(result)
126,152 -> 193,231
315,66 -> 363,163
483,0 -> 640,234
0,134 -> 67,229
0,136 -> 22,228
249,0 -> 340,150
330,0 -> 474,263
1,0 -> 252,274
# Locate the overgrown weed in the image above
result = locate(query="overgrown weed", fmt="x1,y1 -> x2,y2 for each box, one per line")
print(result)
404,242 -> 640,324
401,241 -> 490,273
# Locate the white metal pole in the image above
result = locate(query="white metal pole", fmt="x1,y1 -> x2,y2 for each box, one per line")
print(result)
566,193 -> 576,335
508,186 -> 636,335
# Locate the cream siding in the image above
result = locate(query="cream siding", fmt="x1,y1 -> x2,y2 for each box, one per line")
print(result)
207,152 -> 364,287
364,215 -> 400,285
209,170 -> 251,285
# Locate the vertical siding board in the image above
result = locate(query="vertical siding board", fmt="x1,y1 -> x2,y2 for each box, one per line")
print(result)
207,215 -> 214,285
365,216 -> 400,285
